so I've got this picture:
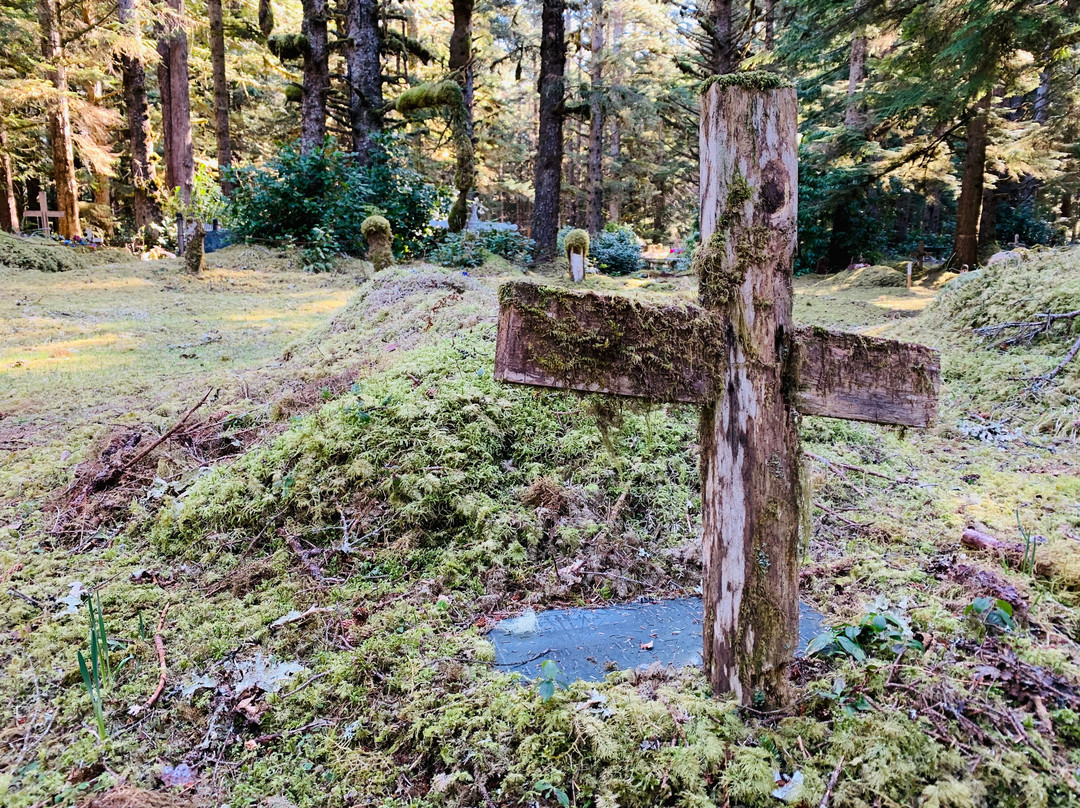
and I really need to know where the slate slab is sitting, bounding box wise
[488,597,826,682]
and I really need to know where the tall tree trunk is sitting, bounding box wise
[1034,60,1051,125]
[606,8,623,224]
[764,0,775,51]
[157,0,195,204]
[953,93,991,268]
[300,0,329,153]
[448,0,475,232]
[978,184,997,249]
[38,0,81,239]
[531,0,566,261]
[0,126,19,233]
[844,34,867,128]
[345,0,382,164]
[586,0,604,234]
[703,0,734,74]
[119,0,159,228]
[208,0,233,194]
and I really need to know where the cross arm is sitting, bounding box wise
[494,282,940,428]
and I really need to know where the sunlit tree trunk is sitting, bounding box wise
[300,0,329,154]
[0,126,19,233]
[345,0,382,164]
[208,0,233,194]
[157,0,195,204]
[38,0,81,238]
[844,34,867,128]
[953,93,991,268]
[118,0,159,229]
[531,0,566,261]
[586,0,604,234]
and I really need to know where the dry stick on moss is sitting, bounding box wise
[818,756,844,808]
[132,603,170,716]
[804,451,919,485]
[118,388,214,475]
[1032,333,1080,383]
[974,308,1080,347]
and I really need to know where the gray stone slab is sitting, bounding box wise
[488,597,825,682]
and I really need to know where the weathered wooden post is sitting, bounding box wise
[494,74,940,708]
[176,212,186,255]
[696,74,799,706]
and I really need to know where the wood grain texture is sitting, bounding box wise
[495,285,940,429]
[794,328,939,428]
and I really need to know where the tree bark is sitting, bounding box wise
[978,184,997,249]
[844,34,867,128]
[698,81,800,707]
[952,93,991,268]
[118,0,159,229]
[586,0,604,234]
[208,0,233,194]
[345,0,382,163]
[764,0,775,51]
[37,0,81,239]
[300,0,329,154]
[703,0,734,75]
[157,0,195,205]
[448,0,475,232]
[531,0,566,261]
[0,126,19,233]
[606,8,623,224]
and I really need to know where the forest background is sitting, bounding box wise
[1,0,1078,273]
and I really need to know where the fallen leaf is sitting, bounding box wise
[640,641,654,651]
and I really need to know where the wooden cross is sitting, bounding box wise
[495,79,941,708]
[28,190,65,236]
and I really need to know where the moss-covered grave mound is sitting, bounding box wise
[0,231,83,272]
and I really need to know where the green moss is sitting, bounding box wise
[360,215,391,240]
[268,32,307,61]
[0,232,82,272]
[362,215,394,272]
[694,172,755,310]
[396,80,475,231]
[701,70,792,95]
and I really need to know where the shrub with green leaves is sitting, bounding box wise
[479,229,533,264]
[428,231,487,268]
[806,611,923,661]
[590,225,643,276]
[226,135,439,258]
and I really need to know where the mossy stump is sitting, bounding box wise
[362,215,394,272]
[185,222,206,274]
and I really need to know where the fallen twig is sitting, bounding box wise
[130,603,170,716]
[1031,333,1080,384]
[818,756,844,808]
[805,452,918,485]
[119,388,214,474]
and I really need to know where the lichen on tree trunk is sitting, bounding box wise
[698,79,800,708]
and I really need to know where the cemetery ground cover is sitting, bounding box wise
[2,249,1080,807]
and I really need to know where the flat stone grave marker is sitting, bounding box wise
[495,75,941,708]
[488,598,826,682]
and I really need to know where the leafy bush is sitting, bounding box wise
[300,226,343,273]
[479,229,533,263]
[428,231,486,268]
[226,135,439,258]
[590,225,643,275]
[806,611,923,661]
